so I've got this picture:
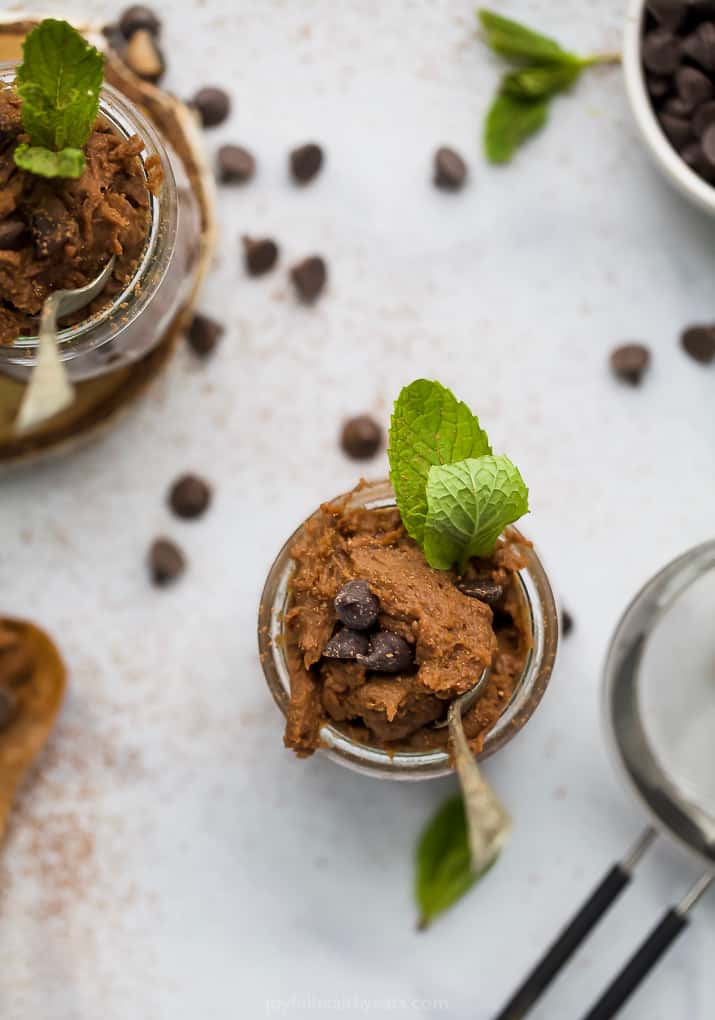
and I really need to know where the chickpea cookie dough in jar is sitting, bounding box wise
[259,381,558,780]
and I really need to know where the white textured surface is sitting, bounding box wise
[2,2,714,1018]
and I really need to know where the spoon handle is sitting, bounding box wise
[14,294,74,432]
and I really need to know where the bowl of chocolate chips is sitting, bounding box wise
[624,0,715,213]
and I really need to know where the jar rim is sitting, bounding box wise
[0,65,177,361]
[257,479,559,780]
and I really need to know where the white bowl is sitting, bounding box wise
[623,0,715,215]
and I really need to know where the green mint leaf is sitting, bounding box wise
[416,795,496,930]
[388,380,491,546]
[484,92,549,164]
[423,455,529,572]
[478,9,578,65]
[16,19,104,152]
[14,143,85,179]
[502,63,583,99]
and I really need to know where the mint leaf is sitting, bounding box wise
[502,63,583,99]
[423,455,529,572]
[388,380,491,545]
[14,143,85,179]
[484,92,549,164]
[416,795,496,930]
[478,9,577,65]
[16,19,104,152]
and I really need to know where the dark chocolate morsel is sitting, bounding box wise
[340,415,383,459]
[361,631,414,673]
[681,324,715,363]
[192,87,231,128]
[675,67,713,109]
[243,237,279,276]
[119,5,161,38]
[323,628,370,660]
[646,0,687,30]
[642,29,681,75]
[610,343,651,385]
[187,313,224,357]
[658,112,692,147]
[693,100,715,137]
[682,22,715,72]
[291,256,327,303]
[149,538,186,586]
[561,609,574,637]
[168,474,212,519]
[334,580,380,630]
[646,74,671,100]
[434,146,467,190]
[290,143,324,183]
[218,144,256,183]
[0,218,27,250]
[457,579,505,607]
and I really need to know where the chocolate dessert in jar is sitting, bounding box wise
[258,382,558,780]
[0,63,200,383]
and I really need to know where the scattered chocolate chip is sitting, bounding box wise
[663,95,694,118]
[192,87,231,128]
[434,146,467,190]
[0,688,18,732]
[457,579,505,607]
[218,144,255,183]
[693,99,715,136]
[168,474,212,519]
[658,112,692,147]
[242,236,278,276]
[340,415,383,460]
[123,28,165,82]
[702,121,715,163]
[646,73,672,100]
[610,343,651,385]
[642,29,681,74]
[187,312,224,357]
[31,200,73,258]
[323,627,370,660]
[647,0,687,30]
[290,143,323,183]
[0,218,27,250]
[119,4,160,38]
[361,631,414,674]
[291,256,327,303]
[676,67,714,109]
[682,21,715,71]
[149,538,186,586]
[334,580,380,630]
[681,324,715,362]
[561,608,574,637]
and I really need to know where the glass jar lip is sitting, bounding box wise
[0,64,177,357]
[257,479,559,780]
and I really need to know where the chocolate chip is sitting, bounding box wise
[290,143,323,183]
[681,324,715,362]
[361,631,413,674]
[218,144,255,183]
[291,256,327,303]
[682,22,715,71]
[434,146,467,190]
[561,608,574,637]
[334,580,380,631]
[242,236,278,276]
[642,29,681,74]
[192,87,231,128]
[0,218,26,250]
[168,474,212,519]
[676,67,714,109]
[646,74,672,100]
[693,99,715,136]
[457,579,505,607]
[680,141,715,179]
[610,343,651,385]
[658,112,692,147]
[702,121,715,163]
[323,627,370,660]
[340,416,383,460]
[647,0,687,29]
[187,312,224,357]
[663,95,695,118]
[123,28,165,82]
[0,688,18,732]
[31,201,73,258]
[119,5,160,38]
[149,538,186,586]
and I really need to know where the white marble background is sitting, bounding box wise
[2,1,714,1018]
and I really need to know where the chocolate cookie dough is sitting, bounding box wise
[284,488,531,757]
[0,84,161,345]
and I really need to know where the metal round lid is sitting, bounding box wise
[603,540,715,866]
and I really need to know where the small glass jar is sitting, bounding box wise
[258,479,559,781]
[0,67,201,383]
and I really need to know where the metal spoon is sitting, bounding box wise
[14,255,116,433]
[431,666,491,729]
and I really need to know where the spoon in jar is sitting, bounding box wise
[14,255,116,433]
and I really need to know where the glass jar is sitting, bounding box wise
[258,479,559,781]
[0,66,201,383]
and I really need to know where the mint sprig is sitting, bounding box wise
[388,380,529,571]
[415,794,497,930]
[14,19,104,180]
[478,8,620,165]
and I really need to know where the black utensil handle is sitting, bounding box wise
[581,908,688,1020]
[494,864,631,1020]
